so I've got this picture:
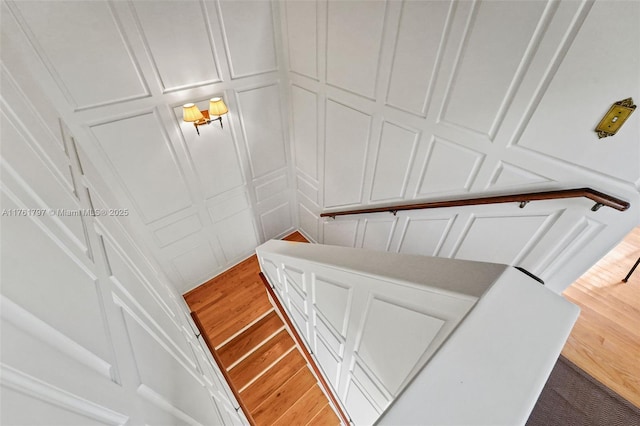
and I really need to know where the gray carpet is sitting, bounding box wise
[526,356,640,426]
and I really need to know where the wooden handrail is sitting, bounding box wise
[320,187,630,218]
[259,272,352,426]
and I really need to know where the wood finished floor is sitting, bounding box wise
[185,232,339,426]
[562,225,640,408]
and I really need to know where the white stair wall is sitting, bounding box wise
[257,239,578,425]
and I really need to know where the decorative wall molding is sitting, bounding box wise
[0,296,114,380]
[0,176,94,277]
[5,0,151,111]
[0,363,129,426]
[216,0,279,79]
[90,109,194,225]
[136,384,206,426]
[415,137,484,196]
[384,0,455,118]
[323,98,372,208]
[128,0,223,93]
[369,120,420,202]
[325,0,388,100]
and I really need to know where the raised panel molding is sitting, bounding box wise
[314,333,342,387]
[236,84,287,179]
[100,236,205,374]
[291,85,319,179]
[215,209,260,262]
[324,100,372,207]
[255,174,289,203]
[297,174,319,205]
[217,0,278,78]
[313,276,352,338]
[258,244,480,426]
[6,0,150,110]
[171,243,221,292]
[118,307,225,426]
[1,121,88,255]
[323,219,358,247]
[260,202,293,240]
[152,214,203,248]
[0,196,113,364]
[314,313,345,358]
[326,0,387,99]
[129,1,222,92]
[284,0,318,79]
[451,212,559,265]
[136,384,221,426]
[386,0,452,116]
[0,296,113,380]
[91,111,193,224]
[0,364,129,426]
[356,296,445,395]
[283,265,306,295]
[0,63,65,154]
[416,137,484,196]
[360,218,397,252]
[343,377,383,425]
[537,217,605,287]
[487,161,551,190]
[439,0,549,138]
[1,68,74,191]
[397,215,456,257]
[369,121,420,202]
[207,191,251,224]
[350,360,392,410]
[102,233,182,318]
[298,203,319,242]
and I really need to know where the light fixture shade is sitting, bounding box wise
[209,97,228,116]
[183,103,204,122]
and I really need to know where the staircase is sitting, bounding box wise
[185,233,340,425]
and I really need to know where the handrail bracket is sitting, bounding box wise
[319,188,630,219]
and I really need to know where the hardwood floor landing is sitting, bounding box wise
[562,226,640,408]
[185,232,340,425]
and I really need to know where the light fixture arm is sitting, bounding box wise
[183,97,228,136]
[193,110,224,135]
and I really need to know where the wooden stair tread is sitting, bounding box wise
[272,384,330,426]
[240,349,307,412]
[282,231,309,243]
[307,403,341,426]
[228,329,296,390]
[196,278,265,323]
[185,256,260,311]
[185,233,343,426]
[251,367,317,425]
[218,310,284,366]
[194,277,264,317]
[200,290,273,347]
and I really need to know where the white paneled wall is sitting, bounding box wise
[1,86,245,424]
[283,0,640,292]
[2,0,639,296]
[257,240,490,424]
[1,0,295,294]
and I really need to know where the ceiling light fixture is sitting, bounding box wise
[183,97,228,135]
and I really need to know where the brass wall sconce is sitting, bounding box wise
[183,97,228,135]
[595,97,636,139]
